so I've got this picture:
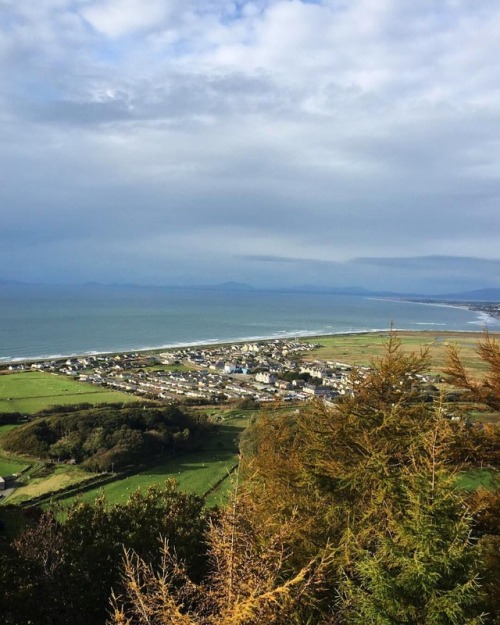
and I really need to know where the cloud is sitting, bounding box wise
[0,1,499,289]
[80,0,174,38]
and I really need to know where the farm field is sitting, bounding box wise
[205,471,238,507]
[0,371,137,413]
[0,453,29,476]
[301,331,498,373]
[1,411,249,508]
[6,464,97,505]
[57,413,249,507]
[59,449,238,507]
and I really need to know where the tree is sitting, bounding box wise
[1,481,208,625]
[445,332,500,411]
[240,333,490,621]
[241,334,448,555]
[110,485,329,625]
[339,429,486,625]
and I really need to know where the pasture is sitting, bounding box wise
[58,413,248,507]
[0,453,29,476]
[59,449,238,507]
[6,464,97,505]
[301,331,497,373]
[4,412,248,508]
[0,371,136,413]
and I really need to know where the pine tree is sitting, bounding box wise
[339,427,487,625]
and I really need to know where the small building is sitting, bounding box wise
[255,371,277,385]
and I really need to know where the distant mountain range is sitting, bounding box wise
[1,279,499,301]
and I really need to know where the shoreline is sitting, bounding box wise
[398,298,500,321]
[0,328,400,365]
[2,326,499,367]
[1,297,498,366]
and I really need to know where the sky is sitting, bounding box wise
[1,0,500,293]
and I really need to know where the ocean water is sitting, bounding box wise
[0,285,498,363]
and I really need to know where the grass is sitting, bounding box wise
[0,371,137,413]
[301,331,497,374]
[0,453,29,476]
[6,464,98,505]
[205,471,239,508]
[466,410,499,424]
[70,413,248,507]
[0,424,21,437]
[58,449,239,507]
[16,415,250,509]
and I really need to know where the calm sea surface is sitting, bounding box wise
[1,285,498,362]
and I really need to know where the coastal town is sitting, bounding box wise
[6,339,371,404]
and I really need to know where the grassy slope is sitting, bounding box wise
[0,424,29,475]
[0,371,136,413]
[12,413,250,508]
[59,450,238,507]
[65,413,249,506]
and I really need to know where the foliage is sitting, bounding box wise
[1,403,207,471]
[110,487,329,625]
[0,411,24,425]
[338,438,486,624]
[445,332,500,411]
[0,481,208,625]
[241,335,448,553]
[2,332,499,624]
[240,333,493,621]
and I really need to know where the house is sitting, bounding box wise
[255,371,277,385]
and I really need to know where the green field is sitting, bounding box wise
[0,411,248,508]
[0,371,137,413]
[59,449,238,507]
[0,453,30,476]
[205,470,239,507]
[302,331,497,373]
[0,424,20,437]
[6,464,98,505]
[57,414,248,507]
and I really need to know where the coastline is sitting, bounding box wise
[0,327,399,365]
[1,295,499,366]
[2,326,499,367]
[397,298,500,321]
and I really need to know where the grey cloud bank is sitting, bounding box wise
[1,0,499,293]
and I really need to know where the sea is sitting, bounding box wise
[1,284,498,363]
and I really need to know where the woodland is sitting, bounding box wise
[0,333,498,625]
[1,403,206,472]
